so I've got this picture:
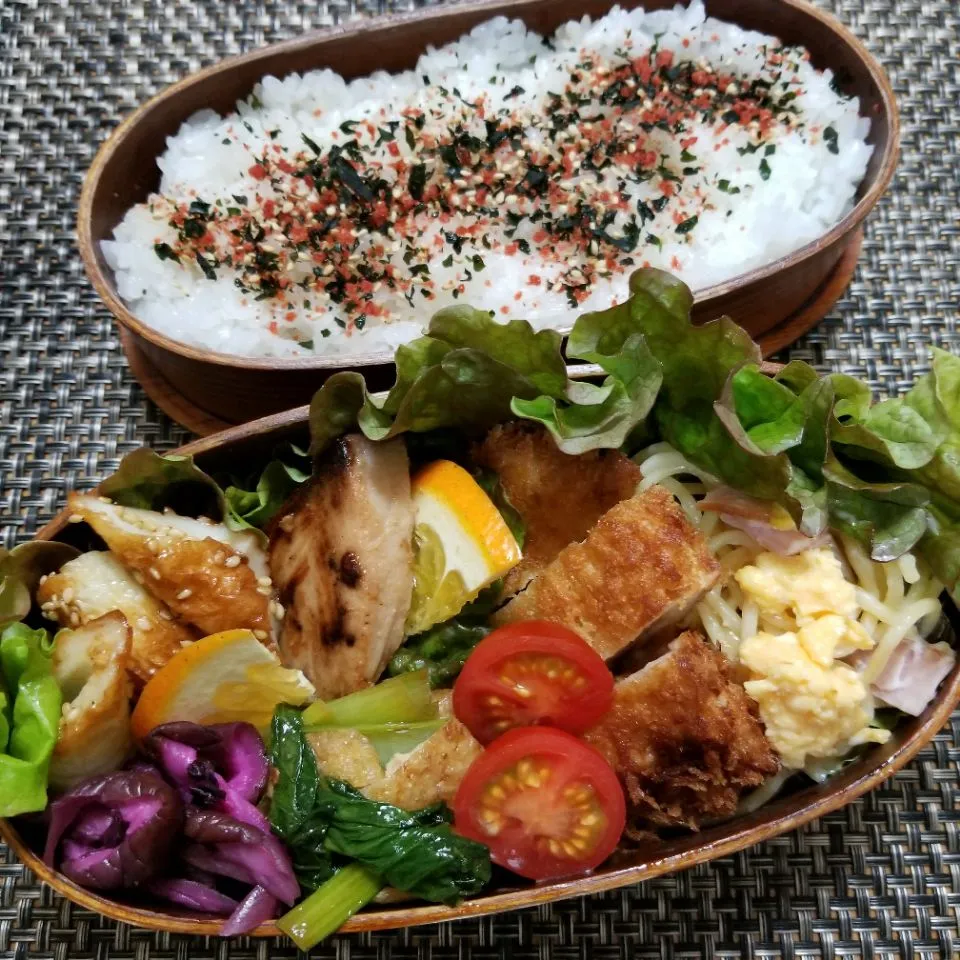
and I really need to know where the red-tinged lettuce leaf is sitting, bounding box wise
[99,449,228,517]
[919,505,960,604]
[0,541,80,630]
[512,332,662,454]
[823,454,931,562]
[833,397,939,469]
[96,448,299,536]
[605,281,827,523]
[310,296,663,456]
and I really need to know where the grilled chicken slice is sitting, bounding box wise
[308,694,481,810]
[473,423,642,594]
[68,494,272,641]
[37,551,194,683]
[50,612,134,791]
[268,435,414,699]
[584,630,779,832]
[495,485,719,659]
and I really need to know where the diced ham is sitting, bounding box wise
[701,487,828,556]
[870,635,956,716]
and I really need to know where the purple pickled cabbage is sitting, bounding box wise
[44,769,183,890]
[219,785,272,834]
[212,723,269,802]
[182,844,258,887]
[184,807,263,845]
[144,722,268,807]
[148,878,238,915]
[70,807,124,847]
[182,806,298,905]
[220,885,278,937]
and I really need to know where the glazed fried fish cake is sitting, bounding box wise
[495,485,719,659]
[584,630,779,831]
[38,551,194,683]
[308,694,481,810]
[473,422,642,594]
[67,494,272,640]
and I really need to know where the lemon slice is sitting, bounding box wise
[130,629,314,739]
[406,460,522,635]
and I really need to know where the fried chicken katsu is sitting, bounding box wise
[584,630,779,831]
[495,485,720,659]
[473,423,642,594]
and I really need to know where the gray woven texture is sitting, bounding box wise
[1,0,959,956]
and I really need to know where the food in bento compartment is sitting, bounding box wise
[267,434,415,699]
[494,485,720,658]
[103,1,873,358]
[38,551,194,683]
[583,629,778,830]
[49,612,134,791]
[8,267,960,944]
[67,495,272,639]
[473,423,642,594]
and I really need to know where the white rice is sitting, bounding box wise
[104,1,872,359]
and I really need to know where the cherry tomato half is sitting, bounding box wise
[453,726,626,881]
[452,621,614,744]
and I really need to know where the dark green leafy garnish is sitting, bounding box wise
[154,243,179,263]
[269,705,491,900]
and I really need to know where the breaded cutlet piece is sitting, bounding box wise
[584,630,779,831]
[494,485,719,660]
[473,423,642,594]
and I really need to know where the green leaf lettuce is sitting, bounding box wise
[0,623,61,816]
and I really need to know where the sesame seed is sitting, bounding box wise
[136,617,152,631]
[68,514,84,524]
[253,630,269,641]
[224,555,242,568]
[176,588,193,600]
[149,567,161,580]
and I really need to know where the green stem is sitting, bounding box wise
[302,669,435,728]
[352,719,446,764]
[276,865,382,950]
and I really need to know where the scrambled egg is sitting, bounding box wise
[736,548,858,623]
[735,548,890,770]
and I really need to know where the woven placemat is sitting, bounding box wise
[1,0,959,956]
